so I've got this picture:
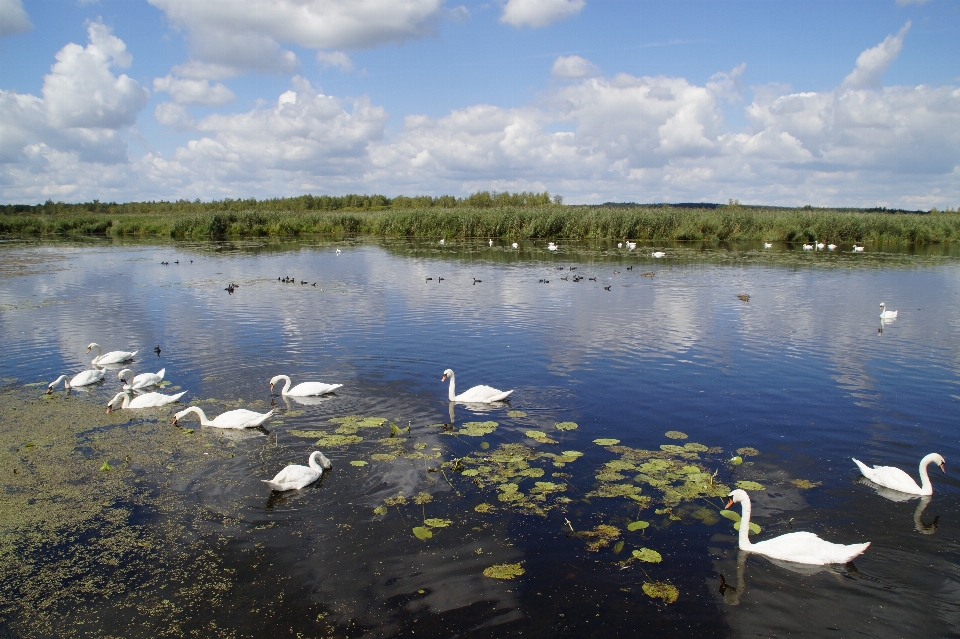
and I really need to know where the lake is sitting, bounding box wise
[1,237,958,638]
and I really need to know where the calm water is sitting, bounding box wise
[1,237,959,638]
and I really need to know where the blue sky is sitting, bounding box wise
[1,0,958,207]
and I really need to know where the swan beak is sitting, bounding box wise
[269,383,274,391]
[941,462,946,474]
[441,374,448,381]
[724,498,734,509]
[172,417,178,426]
[45,388,52,394]
[105,406,112,414]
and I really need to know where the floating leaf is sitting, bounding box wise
[627,521,650,532]
[642,581,678,604]
[593,438,620,446]
[561,450,584,458]
[554,421,578,431]
[475,503,495,513]
[720,509,740,522]
[525,430,557,444]
[734,520,762,534]
[182,428,194,434]
[483,563,524,580]
[462,469,479,476]
[424,518,452,528]
[373,505,387,516]
[350,460,368,466]
[736,481,765,491]
[665,431,688,440]
[736,447,760,457]
[507,410,527,418]
[412,526,433,540]
[586,483,641,498]
[99,461,112,472]
[457,421,498,437]
[370,453,397,461]
[791,479,822,489]
[480,441,490,449]
[632,548,662,563]
[683,442,708,452]
[613,541,624,554]
[412,492,434,505]
[729,456,743,466]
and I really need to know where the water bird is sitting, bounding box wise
[161,261,169,265]
[439,239,445,245]
[613,270,620,274]
[547,242,558,251]
[816,242,825,249]
[489,239,493,246]
[725,490,869,564]
[651,251,665,258]
[442,369,513,403]
[47,369,105,392]
[879,302,898,319]
[426,277,433,282]
[569,267,576,270]
[118,367,165,391]
[153,345,161,357]
[827,244,837,250]
[802,244,814,250]
[173,406,274,429]
[225,283,236,293]
[269,374,342,397]
[737,294,750,302]
[604,285,611,291]
[87,343,137,367]
[174,260,180,264]
[336,248,341,255]
[588,277,596,281]
[626,266,633,271]
[626,241,637,250]
[512,242,518,249]
[473,278,482,285]
[853,453,944,495]
[641,272,654,277]
[438,277,444,282]
[764,242,772,248]
[561,276,568,281]
[263,451,332,491]
[106,390,186,413]
[312,282,317,287]
[853,244,865,252]
[617,243,623,248]
[556,267,564,271]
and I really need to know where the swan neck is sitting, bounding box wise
[447,373,456,401]
[308,452,323,472]
[918,455,937,494]
[280,376,291,394]
[737,499,753,549]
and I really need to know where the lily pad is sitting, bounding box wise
[720,509,740,522]
[483,563,524,580]
[507,410,527,418]
[525,430,558,444]
[412,492,434,504]
[632,548,662,563]
[729,456,743,466]
[423,518,452,528]
[613,541,624,554]
[475,503,495,513]
[462,469,480,477]
[627,521,650,532]
[664,431,688,440]
[734,520,762,534]
[349,460,368,466]
[791,479,822,489]
[735,480,765,491]
[554,421,578,431]
[372,505,387,516]
[642,581,679,604]
[593,438,620,446]
[736,447,760,457]
[412,526,433,540]
[457,421,499,437]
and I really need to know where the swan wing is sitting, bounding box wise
[287,382,343,396]
[127,391,185,408]
[751,532,870,565]
[211,409,273,429]
[455,385,513,403]
[868,465,922,494]
[262,465,321,491]
[98,350,137,365]
[71,369,104,386]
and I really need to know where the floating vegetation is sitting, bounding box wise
[736,447,760,457]
[475,503,495,513]
[576,524,621,552]
[315,434,364,447]
[665,431,688,440]
[791,478,822,489]
[483,563,525,580]
[632,548,662,563]
[642,581,679,604]
[373,505,388,516]
[453,421,498,437]
[99,461,112,471]
[412,526,432,540]
[370,453,397,461]
[423,518,451,528]
[350,460,368,466]
[627,521,649,532]
[507,410,527,418]
[593,438,620,446]
[729,456,743,465]
[720,509,761,534]
[525,430,558,444]
[735,480,766,491]
[554,421,578,431]
[412,491,434,505]
[689,507,720,526]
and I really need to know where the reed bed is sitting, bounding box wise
[2,206,959,244]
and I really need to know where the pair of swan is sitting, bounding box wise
[269,374,341,397]
[106,390,187,413]
[119,368,165,390]
[726,490,870,565]
[263,451,332,491]
[173,406,274,429]
[442,369,512,403]
[853,453,944,495]
[87,343,137,367]
[47,369,104,392]
[879,302,898,319]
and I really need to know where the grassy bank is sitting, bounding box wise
[3,205,960,244]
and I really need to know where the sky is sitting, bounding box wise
[0,0,958,208]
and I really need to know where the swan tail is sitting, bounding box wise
[157,368,166,379]
[840,542,870,563]
[488,390,514,403]
[262,480,285,491]
[170,391,187,402]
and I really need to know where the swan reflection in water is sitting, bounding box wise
[273,393,336,410]
[857,478,940,535]
[718,551,865,606]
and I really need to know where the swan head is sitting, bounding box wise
[105,391,127,414]
[117,368,134,383]
[927,453,946,474]
[268,374,286,391]
[725,488,750,509]
[441,369,454,382]
[86,342,99,353]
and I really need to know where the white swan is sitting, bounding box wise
[853,244,865,252]
[802,244,814,250]
[827,244,837,250]
[47,369,104,392]
[725,489,870,565]
[879,302,898,319]
[816,242,825,249]
[547,242,558,251]
[764,242,772,248]
[173,405,274,429]
[489,239,493,247]
[263,451,332,491]
[439,239,445,245]
[106,390,186,413]
[512,242,519,249]
[442,369,513,403]
[617,242,623,248]
[626,241,637,250]
[118,367,165,390]
[852,453,944,496]
[87,343,137,366]
[651,251,665,258]
[269,374,342,397]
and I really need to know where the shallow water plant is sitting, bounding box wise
[483,563,524,580]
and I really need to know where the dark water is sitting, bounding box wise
[1,237,959,638]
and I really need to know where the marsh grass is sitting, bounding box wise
[3,205,960,244]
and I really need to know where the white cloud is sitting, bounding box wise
[153,75,235,105]
[842,21,910,90]
[316,51,355,73]
[0,0,32,37]
[551,55,599,79]
[707,63,746,102]
[149,0,444,79]
[501,0,585,28]
[153,101,195,129]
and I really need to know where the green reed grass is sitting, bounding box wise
[3,205,959,244]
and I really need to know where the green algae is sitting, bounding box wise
[735,480,766,491]
[664,431,688,440]
[506,410,527,418]
[642,581,679,604]
[791,478,822,489]
[554,421,578,431]
[454,421,498,437]
[593,438,620,446]
[736,447,760,457]
[483,563,524,580]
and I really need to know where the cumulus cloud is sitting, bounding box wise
[551,55,599,79]
[149,0,444,79]
[0,0,32,37]
[153,75,234,105]
[501,0,585,28]
[842,21,910,90]
[316,51,355,73]
[707,63,746,102]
